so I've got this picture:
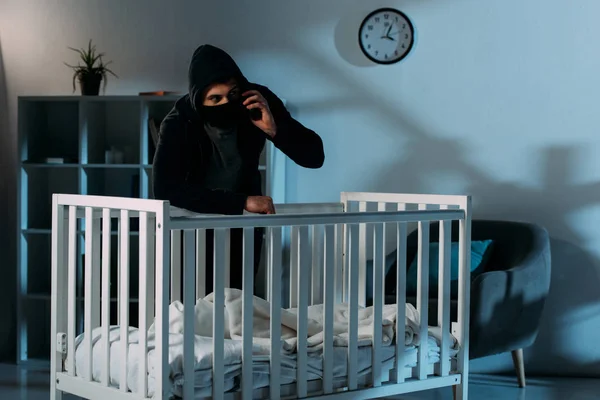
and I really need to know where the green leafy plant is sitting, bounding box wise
[64,39,118,93]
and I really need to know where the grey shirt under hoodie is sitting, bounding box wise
[202,123,243,192]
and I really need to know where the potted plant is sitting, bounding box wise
[64,39,118,95]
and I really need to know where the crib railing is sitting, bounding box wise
[51,192,471,400]
[341,192,472,399]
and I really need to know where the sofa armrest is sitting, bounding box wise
[469,239,551,359]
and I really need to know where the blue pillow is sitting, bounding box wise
[406,240,493,295]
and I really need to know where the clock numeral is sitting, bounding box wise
[405,33,409,39]
[375,17,380,23]
[402,44,405,49]
[403,24,406,29]
[384,14,389,19]
[368,25,374,31]
[385,54,388,59]
[375,50,379,56]
[396,16,399,22]
[395,50,398,55]
[365,34,369,38]
[368,44,371,49]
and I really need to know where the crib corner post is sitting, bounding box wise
[50,194,66,400]
[455,195,472,400]
[153,200,171,399]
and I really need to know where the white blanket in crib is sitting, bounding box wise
[68,288,457,397]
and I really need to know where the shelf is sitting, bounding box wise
[83,101,142,164]
[21,229,51,235]
[84,164,144,169]
[19,95,181,102]
[19,100,80,163]
[23,166,79,230]
[22,297,51,361]
[23,233,52,296]
[22,163,152,169]
[16,94,283,364]
[22,163,80,169]
[85,168,141,198]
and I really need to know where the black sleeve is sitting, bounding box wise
[152,111,248,215]
[264,90,325,169]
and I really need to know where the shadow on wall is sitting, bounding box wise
[260,25,600,377]
[0,34,16,362]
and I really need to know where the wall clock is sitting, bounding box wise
[359,8,415,65]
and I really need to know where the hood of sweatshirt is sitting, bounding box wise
[188,44,249,113]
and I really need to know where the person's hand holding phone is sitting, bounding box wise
[242,90,277,138]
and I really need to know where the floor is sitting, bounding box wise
[1,363,599,399]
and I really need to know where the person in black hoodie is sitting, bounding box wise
[153,44,325,293]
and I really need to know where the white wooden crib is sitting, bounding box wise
[50,191,472,400]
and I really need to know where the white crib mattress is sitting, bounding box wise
[65,289,459,398]
[66,326,457,399]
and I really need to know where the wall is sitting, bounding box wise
[0,25,16,362]
[1,0,600,376]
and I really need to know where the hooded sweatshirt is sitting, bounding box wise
[188,46,247,193]
[152,44,325,215]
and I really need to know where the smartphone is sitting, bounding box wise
[248,108,262,121]
[242,89,263,121]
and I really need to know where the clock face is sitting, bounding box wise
[359,8,415,64]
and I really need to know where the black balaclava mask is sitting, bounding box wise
[188,44,249,128]
[199,95,245,128]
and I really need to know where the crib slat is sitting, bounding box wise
[266,228,271,302]
[224,229,231,289]
[269,227,282,400]
[323,225,335,394]
[67,206,77,377]
[196,229,206,298]
[92,210,101,332]
[416,204,430,380]
[394,203,407,383]
[348,223,359,390]
[213,228,227,399]
[146,218,156,331]
[101,208,111,386]
[138,212,149,396]
[437,209,452,377]
[372,222,384,387]
[377,202,387,308]
[311,225,323,305]
[296,226,310,397]
[289,226,299,308]
[84,207,95,382]
[335,222,344,304]
[241,228,255,399]
[171,230,182,302]
[154,203,171,400]
[358,202,367,307]
[183,229,196,400]
[119,210,130,392]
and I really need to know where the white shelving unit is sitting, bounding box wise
[16,95,287,366]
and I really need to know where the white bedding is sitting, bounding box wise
[67,289,459,398]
